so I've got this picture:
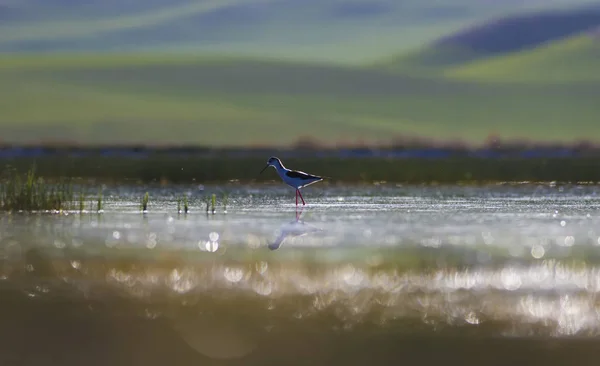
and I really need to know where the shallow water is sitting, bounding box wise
[2,183,600,365]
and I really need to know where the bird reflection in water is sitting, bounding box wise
[268,208,323,250]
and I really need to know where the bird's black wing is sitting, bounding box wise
[285,170,323,180]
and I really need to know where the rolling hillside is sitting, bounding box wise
[381,4,600,72]
[445,35,600,83]
[2,0,599,64]
[1,1,599,146]
[0,53,598,146]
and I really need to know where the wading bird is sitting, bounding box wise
[260,156,324,206]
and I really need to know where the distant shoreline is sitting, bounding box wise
[0,144,599,184]
[1,141,600,159]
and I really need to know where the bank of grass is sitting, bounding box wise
[1,155,599,184]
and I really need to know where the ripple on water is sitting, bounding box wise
[1,184,600,339]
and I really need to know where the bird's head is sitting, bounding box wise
[260,156,282,173]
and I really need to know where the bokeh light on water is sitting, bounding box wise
[1,183,600,363]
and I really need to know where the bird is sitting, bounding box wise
[259,156,324,206]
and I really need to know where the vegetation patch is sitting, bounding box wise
[0,166,77,212]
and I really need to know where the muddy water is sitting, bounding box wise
[1,183,600,365]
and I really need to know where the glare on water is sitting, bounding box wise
[2,183,600,362]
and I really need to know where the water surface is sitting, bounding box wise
[2,183,600,365]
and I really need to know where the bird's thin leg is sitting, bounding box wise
[298,189,306,205]
[295,189,298,206]
[296,206,304,220]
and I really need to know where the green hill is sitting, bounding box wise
[445,35,600,83]
[3,2,600,146]
[0,53,598,146]
[380,4,600,73]
[2,0,598,64]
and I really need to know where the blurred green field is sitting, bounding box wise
[446,35,600,83]
[4,0,592,63]
[1,50,598,146]
[2,1,599,146]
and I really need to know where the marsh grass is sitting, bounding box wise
[177,195,189,214]
[1,170,216,214]
[97,189,103,212]
[0,166,79,212]
[198,192,229,215]
[79,191,85,213]
[141,192,149,212]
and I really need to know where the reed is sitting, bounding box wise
[79,191,85,213]
[0,166,78,212]
[223,192,228,213]
[141,192,149,212]
[97,189,103,213]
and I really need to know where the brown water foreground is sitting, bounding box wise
[2,291,598,366]
[1,249,600,366]
[1,293,598,366]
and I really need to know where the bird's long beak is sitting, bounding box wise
[260,164,269,174]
